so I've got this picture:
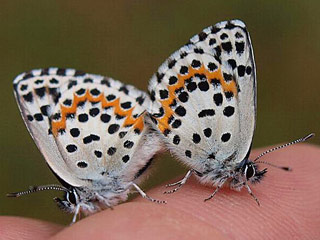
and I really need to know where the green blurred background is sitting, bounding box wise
[1,1,319,225]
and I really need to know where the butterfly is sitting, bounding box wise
[9,68,166,223]
[147,19,314,204]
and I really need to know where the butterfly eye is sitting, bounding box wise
[66,190,78,205]
[245,164,255,180]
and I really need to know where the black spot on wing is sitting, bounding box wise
[198,31,208,41]
[101,78,111,87]
[236,42,245,54]
[221,42,232,53]
[122,155,130,163]
[221,133,231,142]
[66,144,77,153]
[40,105,50,116]
[173,135,180,145]
[35,87,46,98]
[34,113,44,121]
[74,70,86,76]
[77,161,88,168]
[67,80,77,89]
[198,109,215,118]
[237,65,246,77]
[168,59,177,69]
[119,86,129,95]
[223,106,235,117]
[23,72,34,80]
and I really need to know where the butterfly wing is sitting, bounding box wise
[14,68,159,188]
[13,68,88,187]
[147,20,256,171]
[50,75,160,183]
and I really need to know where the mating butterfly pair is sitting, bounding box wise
[8,20,313,223]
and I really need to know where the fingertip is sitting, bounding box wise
[54,203,226,240]
[0,216,62,240]
[135,144,320,239]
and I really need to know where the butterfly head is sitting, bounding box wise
[54,188,80,213]
[234,133,315,188]
[237,159,267,184]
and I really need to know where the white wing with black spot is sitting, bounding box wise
[13,68,160,187]
[147,20,256,172]
[14,68,88,187]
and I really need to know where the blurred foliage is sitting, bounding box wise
[0,0,319,225]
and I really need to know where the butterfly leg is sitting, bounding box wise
[245,183,260,206]
[71,204,81,225]
[164,169,194,194]
[204,178,228,202]
[131,183,167,204]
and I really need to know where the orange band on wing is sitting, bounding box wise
[51,90,144,136]
[156,65,237,133]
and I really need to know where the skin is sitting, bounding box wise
[0,144,319,240]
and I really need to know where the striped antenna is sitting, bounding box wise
[253,133,315,170]
[7,184,69,198]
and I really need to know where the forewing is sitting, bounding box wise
[13,68,88,186]
[147,20,256,171]
[13,68,153,187]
